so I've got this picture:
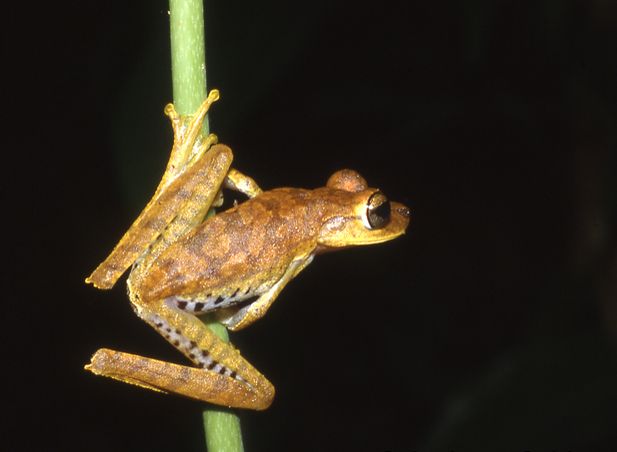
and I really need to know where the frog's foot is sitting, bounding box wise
[86,348,272,410]
[189,133,218,166]
[86,298,274,410]
[161,89,221,184]
[164,89,220,148]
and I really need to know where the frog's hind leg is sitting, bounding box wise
[86,90,224,290]
[85,298,274,410]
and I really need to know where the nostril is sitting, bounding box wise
[397,206,411,217]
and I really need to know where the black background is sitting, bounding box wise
[5,1,617,451]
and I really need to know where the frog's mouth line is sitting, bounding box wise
[315,228,407,253]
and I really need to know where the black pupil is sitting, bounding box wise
[368,198,391,229]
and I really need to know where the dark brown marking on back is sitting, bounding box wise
[176,188,191,199]
[143,217,166,231]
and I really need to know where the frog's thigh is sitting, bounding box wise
[162,89,221,181]
[218,255,314,331]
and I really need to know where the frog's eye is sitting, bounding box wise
[364,191,391,229]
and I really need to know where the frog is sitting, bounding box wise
[85,89,411,410]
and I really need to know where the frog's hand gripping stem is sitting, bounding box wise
[85,299,275,410]
[86,92,224,290]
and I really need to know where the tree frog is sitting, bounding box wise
[85,90,410,410]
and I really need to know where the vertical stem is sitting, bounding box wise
[202,323,246,452]
[169,0,208,117]
[168,1,244,451]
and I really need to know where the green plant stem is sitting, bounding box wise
[168,1,244,451]
[169,0,208,117]
[201,322,245,452]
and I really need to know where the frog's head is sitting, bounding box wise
[316,169,411,249]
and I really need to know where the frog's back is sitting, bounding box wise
[134,188,321,304]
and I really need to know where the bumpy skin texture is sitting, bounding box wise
[85,92,410,410]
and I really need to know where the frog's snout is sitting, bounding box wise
[389,201,411,234]
[396,205,411,218]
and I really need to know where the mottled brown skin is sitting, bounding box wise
[85,91,410,410]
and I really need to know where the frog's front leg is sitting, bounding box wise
[216,253,315,331]
[86,297,275,410]
[224,168,262,199]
